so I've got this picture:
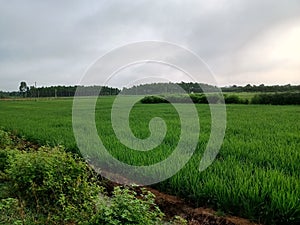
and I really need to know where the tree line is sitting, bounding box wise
[1,81,300,99]
[0,82,120,98]
[121,82,219,95]
[122,82,300,94]
[221,83,300,92]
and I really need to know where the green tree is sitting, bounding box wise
[19,81,29,98]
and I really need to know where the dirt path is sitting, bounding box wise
[148,187,259,225]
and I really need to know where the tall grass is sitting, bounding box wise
[0,97,299,224]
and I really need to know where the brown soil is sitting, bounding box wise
[148,187,260,225]
[9,133,39,151]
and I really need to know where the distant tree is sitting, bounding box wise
[19,81,29,98]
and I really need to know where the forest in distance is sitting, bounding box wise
[1,82,300,105]
[1,82,300,98]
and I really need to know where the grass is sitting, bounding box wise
[0,97,299,224]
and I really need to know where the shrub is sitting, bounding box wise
[140,95,168,104]
[224,95,248,104]
[141,94,228,104]
[251,93,300,105]
[166,95,190,103]
[90,186,164,225]
[206,94,222,104]
[0,129,182,224]
[0,129,12,149]
[0,198,23,225]
[189,94,208,103]
[0,149,9,172]
[224,95,240,104]
[141,94,210,104]
[5,146,100,224]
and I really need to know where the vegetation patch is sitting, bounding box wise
[0,129,184,225]
[141,92,300,105]
[140,94,248,104]
[0,98,299,224]
[251,92,300,105]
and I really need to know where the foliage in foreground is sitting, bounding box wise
[0,130,181,225]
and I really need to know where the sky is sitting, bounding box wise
[1,0,300,91]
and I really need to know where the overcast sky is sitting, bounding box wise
[1,0,300,91]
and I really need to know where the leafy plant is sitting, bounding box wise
[90,186,164,225]
[0,129,12,149]
[140,95,169,104]
[5,146,100,224]
[0,198,23,225]
[0,134,170,224]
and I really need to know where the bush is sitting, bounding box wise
[251,93,300,105]
[224,95,240,104]
[0,149,9,172]
[140,95,168,104]
[166,95,190,103]
[189,94,208,103]
[0,198,23,225]
[1,142,170,224]
[5,146,100,224]
[141,94,210,104]
[90,186,164,225]
[0,129,12,149]
[206,94,222,104]
[0,130,181,224]
[141,94,231,104]
[224,95,248,104]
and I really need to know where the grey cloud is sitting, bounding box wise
[0,0,300,91]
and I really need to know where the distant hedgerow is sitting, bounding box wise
[251,92,300,105]
[140,94,249,104]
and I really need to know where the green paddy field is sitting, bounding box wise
[0,97,299,224]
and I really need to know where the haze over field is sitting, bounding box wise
[1,0,300,91]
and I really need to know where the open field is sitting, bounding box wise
[0,97,299,224]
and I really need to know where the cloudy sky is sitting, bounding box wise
[1,0,300,91]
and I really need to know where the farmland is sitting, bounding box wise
[0,97,299,224]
